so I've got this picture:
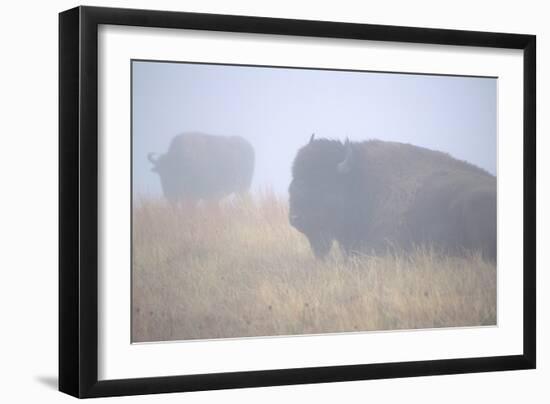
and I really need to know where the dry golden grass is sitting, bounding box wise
[132,193,496,342]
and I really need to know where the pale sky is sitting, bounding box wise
[132,60,496,197]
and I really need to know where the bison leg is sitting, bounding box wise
[307,234,333,258]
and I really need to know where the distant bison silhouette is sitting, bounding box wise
[148,132,255,203]
[289,135,496,260]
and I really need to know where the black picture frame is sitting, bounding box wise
[59,5,536,398]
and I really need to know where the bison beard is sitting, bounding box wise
[288,136,496,260]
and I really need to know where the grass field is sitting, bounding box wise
[132,193,496,342]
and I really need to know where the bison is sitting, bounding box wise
[148,132,255,203]
[289,134,496,260]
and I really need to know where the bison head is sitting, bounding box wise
[288,135,357,258]
[147,151,183,203]
[148,152,160,172]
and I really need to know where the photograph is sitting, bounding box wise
[56,4,538,399]
[131,60,497,343]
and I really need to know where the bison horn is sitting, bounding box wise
[147,152,159,165]
[337,139,353,174]
[309,133,315,144]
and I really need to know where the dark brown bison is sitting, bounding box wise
[289,135,496,260]
[148,132,255,203]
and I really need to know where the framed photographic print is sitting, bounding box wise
[59,6,536,398]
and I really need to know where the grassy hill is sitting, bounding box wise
[132,193,496,342]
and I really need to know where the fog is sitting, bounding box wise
[132,61,496,197]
